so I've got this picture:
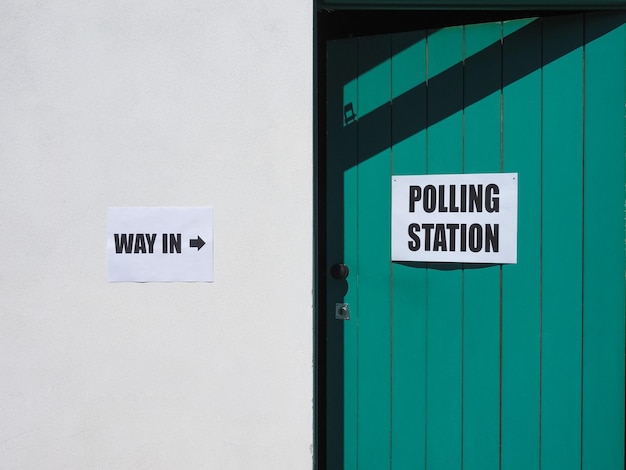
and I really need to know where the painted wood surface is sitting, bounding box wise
[425,25,464,470]
[390,30,428,470]
[462,21,502,470]
[501,16,542,470]
[325,12,625,469]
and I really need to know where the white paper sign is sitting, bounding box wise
[107,207,214,282]
[392,173,518,264]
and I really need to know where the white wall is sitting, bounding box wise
[0,1,313,468]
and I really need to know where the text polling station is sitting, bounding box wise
[392,173,518,264]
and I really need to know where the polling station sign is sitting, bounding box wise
[392,173,518,264]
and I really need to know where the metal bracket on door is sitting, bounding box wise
[335,303,350,320]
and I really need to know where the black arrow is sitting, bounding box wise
[189,236,205,251]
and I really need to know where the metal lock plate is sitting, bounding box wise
[335,303,350,320]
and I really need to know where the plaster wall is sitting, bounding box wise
[0,1,313,468]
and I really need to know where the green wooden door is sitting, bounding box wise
[323,12,625,470]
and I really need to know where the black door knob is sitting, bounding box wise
[330,263,349,280]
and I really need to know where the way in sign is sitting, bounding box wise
[114,233,206,254]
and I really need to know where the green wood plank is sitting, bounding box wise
[344,160,359,470]
[326,37,359,470]
[357,34,392,469]
[541,14,584,470]
[461,21,502,470]
[582,12,626,470]
[390,30,428,470]
[425,25,463,470]
[501,17,542,470]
